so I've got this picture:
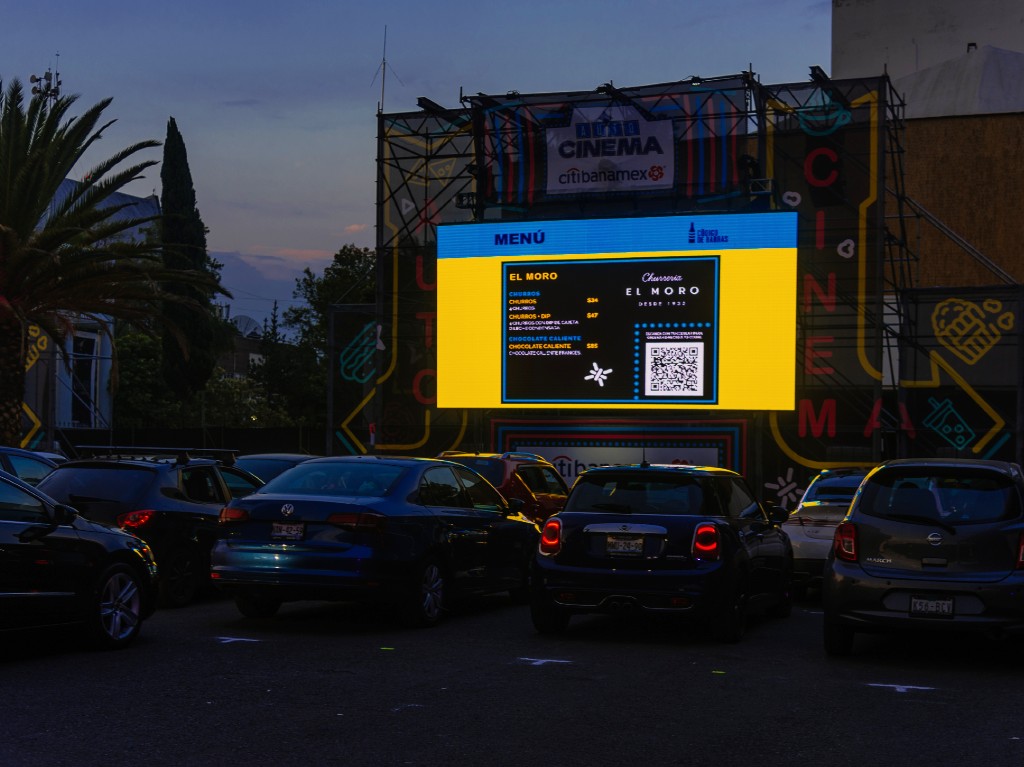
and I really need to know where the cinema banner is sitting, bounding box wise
[545,105,675,195]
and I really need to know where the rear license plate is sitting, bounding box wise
[271,522,305,541]
[606,534,643,556]
[910,595,954,618]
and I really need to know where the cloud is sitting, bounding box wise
[344,224,369,234]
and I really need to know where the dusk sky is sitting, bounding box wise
[3,0,831,323]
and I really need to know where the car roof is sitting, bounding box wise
[238,453,320,461]
[578,463,741,478]
[870,457,1022,477]
[437,451,554,464]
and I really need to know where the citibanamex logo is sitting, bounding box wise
[649,165,665,181]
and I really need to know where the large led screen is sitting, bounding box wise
[437,213,798,410]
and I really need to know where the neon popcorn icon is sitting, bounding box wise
[932,298,1015,365]
[923,397,975,451]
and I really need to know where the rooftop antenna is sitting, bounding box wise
[373,26,405,114]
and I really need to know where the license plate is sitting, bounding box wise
[606,534,643,555]
[910,595,954,618]
[271,522,305,541]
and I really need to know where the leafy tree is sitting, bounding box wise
[250,301,324,426]
[159,116,232,398]
[285,244,375,354]
[0,80,221,446]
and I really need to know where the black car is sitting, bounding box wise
[211,456,539,625]
[530,463,793,642]
[0,446,59,486]
[823,458,1024,656]
[0,470,158,649]
[36,447,263,607]
[234,453,319,483]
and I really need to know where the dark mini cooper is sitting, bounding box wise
[530,463,793,641]
[823,458,1024,656]
[211,456,539,625]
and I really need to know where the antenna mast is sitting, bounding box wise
[379,26,388,114]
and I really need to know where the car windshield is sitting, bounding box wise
[260,462,405,497]
[857,468,1021,525]
[803,474,866,503]
[566,475,706,515]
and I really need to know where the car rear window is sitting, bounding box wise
[566,475,706,515]
[857,468,1021,525]
[37,465,154,507]
[261,462,405,497]
[443,458,504,487]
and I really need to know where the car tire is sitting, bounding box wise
[508,557,533,605]
[709,585,748,643]
[823,619,855,657]
[530,595,570,634]
[402,559,446,627]
[86,564,145,650]
[235,592,282,619]
[768,574,794,619]
[159,547,203,608]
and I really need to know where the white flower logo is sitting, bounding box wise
[584,362,612,387]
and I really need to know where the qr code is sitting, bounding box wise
[645,343,704,396]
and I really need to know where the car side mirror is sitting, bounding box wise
[505,497,526,515]
[52,503,78,525]
[763,501,788,525]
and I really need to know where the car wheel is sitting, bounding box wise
[402,559,446,627]
[530,594,570,634]
[508,558,533,605]
[768,575,793,619]
[159,547,203,608]
[235,592,282,619]
[709,585,748,643]
[86,564,145,650]
[823,619,855,657]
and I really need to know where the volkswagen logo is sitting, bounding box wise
[620,524,629,531]
[281,503,295,517]
[927,532,943,546]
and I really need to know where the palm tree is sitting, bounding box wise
[0,79,223,446]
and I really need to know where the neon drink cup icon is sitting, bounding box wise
[923,397,975,451]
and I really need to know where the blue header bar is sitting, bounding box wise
[437,212,798,258]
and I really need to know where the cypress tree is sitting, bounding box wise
[159,117,228,398]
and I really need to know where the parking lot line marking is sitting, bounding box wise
[216,636,262,644]
[867,683,935,693]
[518,657,572,666]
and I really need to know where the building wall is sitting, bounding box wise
[832,0,1024,79]
[902,112,1024,287]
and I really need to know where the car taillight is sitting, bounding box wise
[833,522,858,562]
[327,512,386,532]
[117,509,157,530]
[692,523,720,561]
[219,507,249,523]
[539,518,562,555]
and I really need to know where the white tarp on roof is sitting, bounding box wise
[894,45,1024,119]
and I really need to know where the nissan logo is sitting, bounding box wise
[281,503,295,517]
[927,532,943,546]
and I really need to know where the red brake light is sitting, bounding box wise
[219,507,249,523]
[692,523,720,561]
[327,512,386,532]
[540,518,562,555]
[833,522,858,562]
[117,509,157,530]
